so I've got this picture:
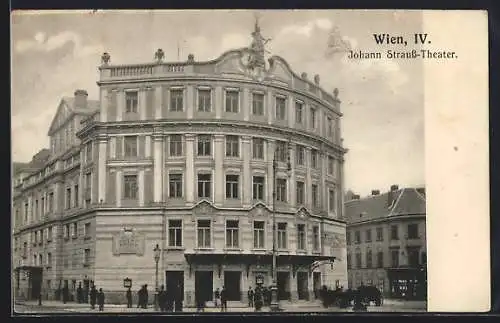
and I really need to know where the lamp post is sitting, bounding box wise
[270,140,292,312]
[153,244,160,311]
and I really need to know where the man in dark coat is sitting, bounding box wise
[126,287,132,308]
[254,286,263,312]
[143,284,149,309]
[220,286,228,312]
[137,286,143,308]
[97,288,105,312]
[62,283,69,304]
[248,286,254,308]
[76,282,83,303]
[90,285,97,309]
[158,285,167,311]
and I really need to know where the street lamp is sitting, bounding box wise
[153,244,161,311]
[270,139,292,312]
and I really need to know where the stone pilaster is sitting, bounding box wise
[242,88,250,122]
[290,273,298,302]
[155,86,162,119]
[266,139,275,207]
[242,136,252,207]
[145,135,151,158]
[186,85,194,119]
[153,134,164,203]
[305,147,312,209]
[97,135,107,204]
[100,87,108,122]
[185,134,196,205]
[287,95,294,128]
[215,86,222,119]
[115,170,122,207]
[139,88,147,120]
[267,89,273,125]
[289,143,296,210]
[116,89,124,122]
[214,134,225,206]
[321,152,327,212]
[138,168,145,206]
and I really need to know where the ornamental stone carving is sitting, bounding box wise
[155,48,165,62]
[112,228,145,256]
[101,52,111,65]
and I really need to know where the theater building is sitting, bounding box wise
[13,23,348,305]
[345,186,427,300]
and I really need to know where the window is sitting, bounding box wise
[328,157,334,175]
[84,249,91,265]
[72,223,78,238]
[295,101,303,124]
[296,145,305,166]
[346,231,351,245]
[376,227,384,241]
[65,224,70,239]
[169,135,183,156]
[329,189,335,212]
[197,220,211,248]
[391,225,399,240]
[169,174,183,198]
[407,224,419,239]
[225,175,239,199]
[408,248,420,267]
[124,175,138,199]
[197,174,211,199]
[327,117,333,137]
[355,231,361,244]
[124,136,138,157]
[23,242,27,258]
[74,185,79,207]
[275,97,286,120]
[252,138,264,159]
[225,220,239,248]
[297,224,306,250]
[35,199,39,218]
[276,178,287,202]
[197,135,211,156]
[391,249,399,267]
[253,221,265,249]
[198,89,212,112]
[252,176,265,200]
[170,89,184,112]
[277,223,287,249]
[355,251,362,268]
[313,226,320,251]
[311,150,318,168]
[310,107,316,128]
[125,91,138,113]
[377,251,384,268]
[225,135,239,157]
[365,229,372,242]
[41,197,45,216]
[66,188,71,209]
[39,254,43,267]
[47,226,53,242]
[312,184,318,208]
[225,90,239,113]
[48,192,54,213]
[168,220,183,247]
[347,253,352,269]
[252,93,264,115]
[84,173,92,203]
[24,203,28,222]
[296,181,305,205]
[366,250,373,268]
[47,252,52,267]
[275,141,287,162]
[84,223,91,238]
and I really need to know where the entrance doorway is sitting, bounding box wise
[165,271,184,301]
[297,272,309,300]
[277,271,290,300]
[223,271,241,301]
[195,271,213,303]
[27,267,43,300]
[313,272,321,299]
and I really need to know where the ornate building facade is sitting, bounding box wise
[345,186,427,300]
[13,24,348,305]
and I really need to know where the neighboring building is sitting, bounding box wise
[345,185,427,300]
[12,22,348,305]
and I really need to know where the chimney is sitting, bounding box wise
[387,185,399,207]
[371,190,380,196]
[74,89,88,109]
[390,184,399,191]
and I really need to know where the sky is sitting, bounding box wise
[11,10,424,196]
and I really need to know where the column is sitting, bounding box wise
[186,86,194,119]
[242,88,250,122]
[79,150,84,207]
[100,87,108,122]
[139,88,147,120]
[305,147,312,209]
[115,170,122,207]
[267,90,273,125]
[155,86,162,119]
[308,271,314,300]
[145,136,151,158]
[153,134,164,203]
[109,137,116,159]
[241,271,248,304]
[290,272,298,301]
[338,159,345,219]
[116,89,124,122]
[287,96,294,128]
[185,134,195,205]
[321,152,327,212]
[97,136,107,204]
[289,143,296,210]
[266,139,275,207]
[214,134,225,206]
[138,169,145,206]
[241,136,251,207]
[215,86,222,119]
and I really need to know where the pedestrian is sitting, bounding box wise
[77,282,83,303]
[158,285,166,311]
[97,288,105,312]
[220,286,227,312]
[90,285,97,309]
[62,283,69,304]
[143,284,149,309]
[248,286,254,308]
[214,288,220,308]
[254,286,263,312]
[137,286,143,308]
[126,287,132,308]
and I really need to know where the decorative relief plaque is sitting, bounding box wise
[112,228,146,256]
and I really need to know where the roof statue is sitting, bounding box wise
[241,15,272,81]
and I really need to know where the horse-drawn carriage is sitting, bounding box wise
[320,285,383,309]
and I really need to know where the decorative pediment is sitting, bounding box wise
[296,206,312,219]
[215,51,247,76]
[248,202,271,217]
[47,99,73,136]
[112,227,146,256]
[192,200,217,216]
[267,56,293,83]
